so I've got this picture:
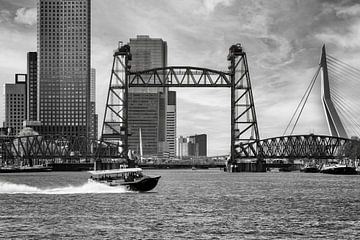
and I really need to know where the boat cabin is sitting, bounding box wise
[89,168,143,182]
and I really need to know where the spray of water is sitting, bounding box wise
[0,181,129,195]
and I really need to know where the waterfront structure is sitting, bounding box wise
[37,0,91,137]
[3,75,27,135]
[128,35,172,157]
[27,52,37,121]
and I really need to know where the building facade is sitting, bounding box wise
[3,75,27,135]
[90,68,98,139]
[176,134,207,158]
[166,91,176,157]
[27,52,37,121]
[176,136,188,159]
[189,134,207,157]
[128,35,170,157]
[37,0,91,137]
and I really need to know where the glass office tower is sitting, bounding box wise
[128,35,170,157]
[37,0,91,137]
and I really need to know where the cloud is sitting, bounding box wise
[335,3,360,17]
[202,0,234,13]
[14,7,36,25]
[315,20,360,48]
[0,9,11,23]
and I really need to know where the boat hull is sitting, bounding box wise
[121,176,161,192]
[320,166,357,175]
[301,167,320,173]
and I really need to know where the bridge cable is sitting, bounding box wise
[283,66,321,136]
[289,67,321,135]
[327,61,360,84]
[329,73,360,137]
[331,97,360,135]
[329,71,360,107]
[328,55,360,76]
[331,90,360,136]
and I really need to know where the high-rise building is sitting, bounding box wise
[128,35,169,157]
[90,68,98,139]
[176,134,207,158]
[3,75,27,135]
[176,136,188,159]
[190,134,207,157]
[27,52,37,121]
[166,91,176,157]
[37,0,91,137]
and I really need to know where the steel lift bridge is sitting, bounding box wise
[101,43,259,165]
[0,42,258,164]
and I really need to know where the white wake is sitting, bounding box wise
[0,181,129,195]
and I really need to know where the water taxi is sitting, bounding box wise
[88,168,161,192]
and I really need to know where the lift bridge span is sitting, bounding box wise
[1,43,359,163]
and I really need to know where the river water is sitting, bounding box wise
[0,169,359,239]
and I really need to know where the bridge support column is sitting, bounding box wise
[227,43,260,169]
[101,42,132,162]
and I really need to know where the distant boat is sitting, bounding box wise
[191,166,197,170]
[279,167,292,172]
[267,168,280,172]
[320,160,357,175]
[88,168,161,192]
[300,164,320,173]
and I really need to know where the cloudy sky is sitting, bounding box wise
[1,0,360,155]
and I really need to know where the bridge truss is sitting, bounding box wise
[0,135,121,163]
[237,134,359,159]
[101,43,260,163]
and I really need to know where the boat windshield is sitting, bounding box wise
[91,170,143,181]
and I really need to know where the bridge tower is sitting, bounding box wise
[320,45,348,138]
[227,44,260,162]
[101,42,132,160]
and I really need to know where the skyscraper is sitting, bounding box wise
[128,35,169,157]
[90,68,98,139]
[27,52,37,121]
[3,75,27,135]
[166,91,176,157]
[190,134,207,157]
[176,134,207,158]
[37,0,91,137]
